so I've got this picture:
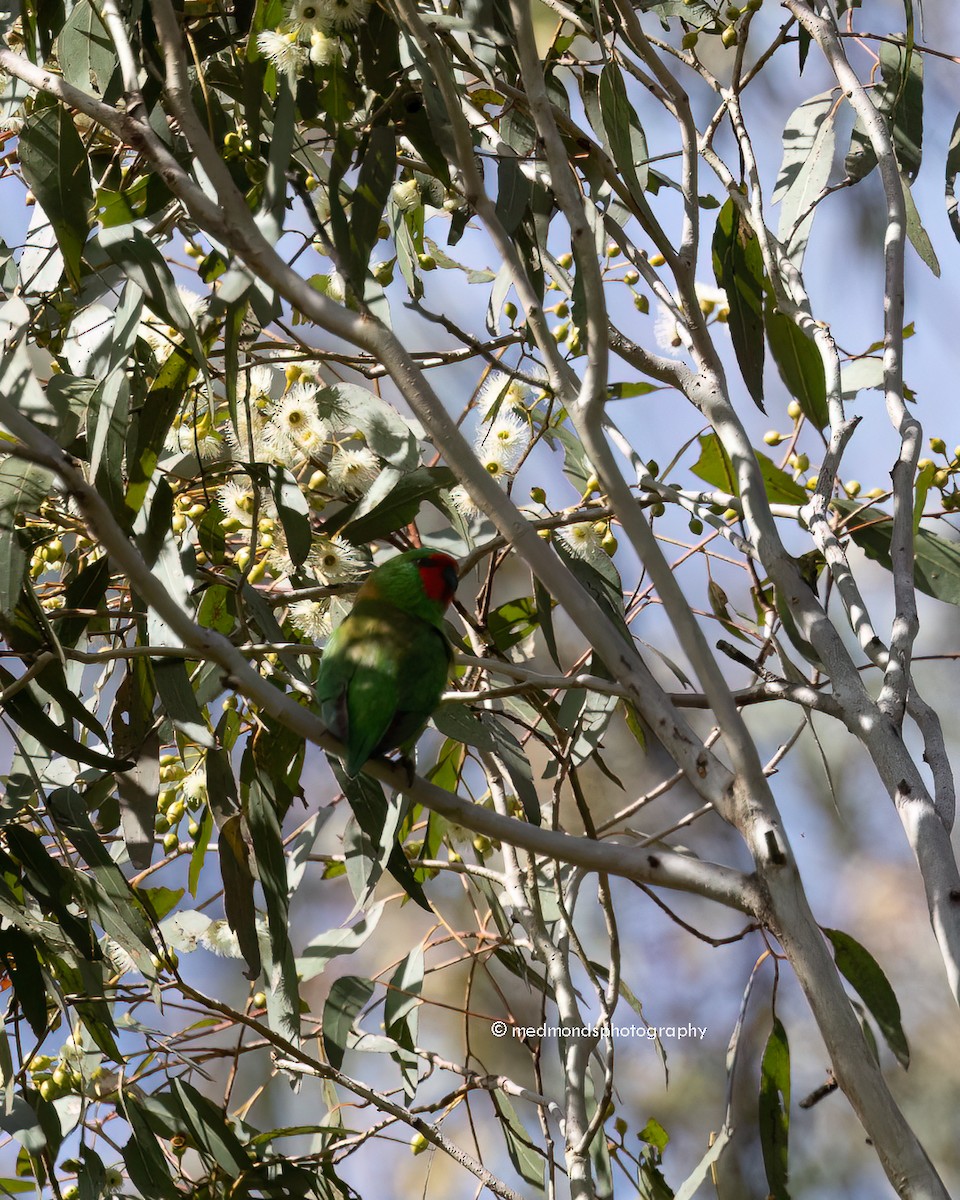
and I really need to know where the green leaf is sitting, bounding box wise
[338,466,456,544]
[264,463,312,568]
[127,341,197,515]
[187,805,213,898]
[0,458,51,620]
[121,1095,182,1200]
[712,199,766,410]
[840,356,885,401]
[99,224,211,398]
[140,886,184,921]
[323,384,420,470]
[758,1017,791,1200]
[87,366,130,528]
[773,91,836,265]
[946,110,960,244]
[385,946,423,1098]
[0,928,47,1036]
[845,37,923,184]
[823,928,909,1067]
[0,664,130,771]
[114,665,160,871]
[18,106,93,288]
[206,747,261,978]
[491,1091,544,1189]
[599,62,648,197]
[691,433,807,505]
[488,596,540,653]
[46,788,161,973]
[297,903,385,982]
[323,975,375,1071]
[607,380,662,400]
[152,658,211,749]
[0,1096,50,1155]
[836,498,960,607]
[496,156,531,236]
[331,761,430,910]
[673,1127,731,1200]
[348,126,396,286]
[197,584,236,636]
[900,170,939,276]
[171,1079,250,1176]
[246,776,301,1044]
[763,298,828,429]
[57,0,117,95]
[638,1118,670,1154]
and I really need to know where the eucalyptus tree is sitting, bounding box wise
[0,0,956,1197]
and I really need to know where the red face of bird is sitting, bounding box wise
[413,551,459,610]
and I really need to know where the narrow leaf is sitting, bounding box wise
[712,199,766,410]
[599,62,649,196]
[247,777,301,1044]
[823,927,909,1067]
[946,110,960,243]
[323,975,375,1071]
[759,1017,791,1200]
[773,91,836,264]
[18,106,92,287]
[764,298,828,428]
[900,170,939,276]
[836,498,960,608]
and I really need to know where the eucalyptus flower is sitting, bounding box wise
[327,445,381,496]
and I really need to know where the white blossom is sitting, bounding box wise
[257,29,307,73]
[309,28,339,64]
[327,445,380,496]
[481,411,530,464]
[241,365,277,404]
[314,0,369,28]
[288,598,333,640]
[267,383,328,460]
[309,536,364,584]
[217,478,256,527]
[288,0,322,35]
[447,484,484,518]
[202,920,243,958]
[392,179,421,213]
[477,372,531,419]
[560,521,604,563]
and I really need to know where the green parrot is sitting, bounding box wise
[316,547,459,778]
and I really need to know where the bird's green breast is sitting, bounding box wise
[317,598,452,775]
